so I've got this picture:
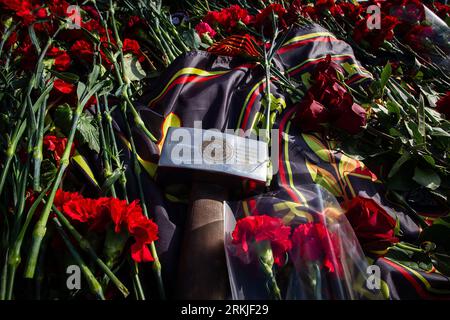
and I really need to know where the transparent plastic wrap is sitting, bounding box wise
[224,184,384,300]
[392,3,450,70]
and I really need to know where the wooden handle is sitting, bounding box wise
[177,182,229,299]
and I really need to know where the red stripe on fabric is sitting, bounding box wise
[277,37,342,55]
[149,64,255,108]
[277,107,302,204]
[289,55,350,77]
[149,74,222,108]
[346,73,366,85]
[241,82,266,129]
[381,258,450,300]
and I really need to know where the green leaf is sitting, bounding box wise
[431,127,450,137]
[181,29,201,49]
[53,104,100,153]
[123,53,147,81]
[53,104,73,132]
[431,252,450,277]
[76,112,100,153]
[48,70,79,83]
[388,152,411,178]
[422,155,435,166]
[405,121,423,145]
[413,166,441,190]
[380,62,392,90]
[101,167,125,194]
[386,100,400,117]
[41,159,57,186]
[88,65,100,90]
[385,244,432,272]
[417,95,426,141]
[77,82,87,101]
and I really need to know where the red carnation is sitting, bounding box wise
[43,134,74,165]
[63,198,106,224]
[0,0,47,26]
[70,39,94,63]
[403,24,434,52]
[122,38,145,62]
[434,3,450,20]
[353,15,399,50]
[53,78,75,95]
[204,5,253,32]
[232,215,292,266]
[127,204,159,263]
[254,4,288,33]
[127,15,146,29]
[291,222,343,275]
[123,38,140,54]
[225,5,253,26]
[56,191,159,263]
[54,189,84,211]
[47,47,71,71]
[82,5,101,20]
[343,196,399,252]
[195,22,217,38]
[436,91,450,119]
[48,0,71,18]
[334,2,363,22]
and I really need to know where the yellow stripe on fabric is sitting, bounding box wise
[384,257,450,295]
[72,154,99,187]
[120,136,158,179]
[287,54,353,74]
[284,120,308,205]
[148,67,230,106]
[282,32,337,46]
[237,79,264,128]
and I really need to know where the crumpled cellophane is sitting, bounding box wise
[224,184,384,300]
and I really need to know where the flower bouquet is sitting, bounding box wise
[225,185,384,300]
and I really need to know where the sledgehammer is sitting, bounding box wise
[158,127,269,299]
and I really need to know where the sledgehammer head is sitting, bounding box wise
[158,127,269,299]
[157,127,269,195]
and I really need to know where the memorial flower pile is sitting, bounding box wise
[0,0,449,300]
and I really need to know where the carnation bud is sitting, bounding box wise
[201,33,214,46]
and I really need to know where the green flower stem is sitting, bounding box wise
[0,25,60,197]
[0,22,17,58]
[257,242,281,300]
[52,217,105,300]
[104,103,129,201]
[108,3,157,143]
[263,46,272,142]
[148,25,176,63]
[5,127,32,299]
[6,186,49,299]
[0,100,28,198]
[107,0,165,299]
[32,94,49,192]
[395,242,423,253]
[312,264,323,300]
[95,94,117,197]
[25,102,85,279]
[0,251,8,300]
[34,227,50,300]
[131,261,146,300]
[52,205,129,297]
[90,8,129,200]
[119,104,166,300]
[122,91,158,142]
